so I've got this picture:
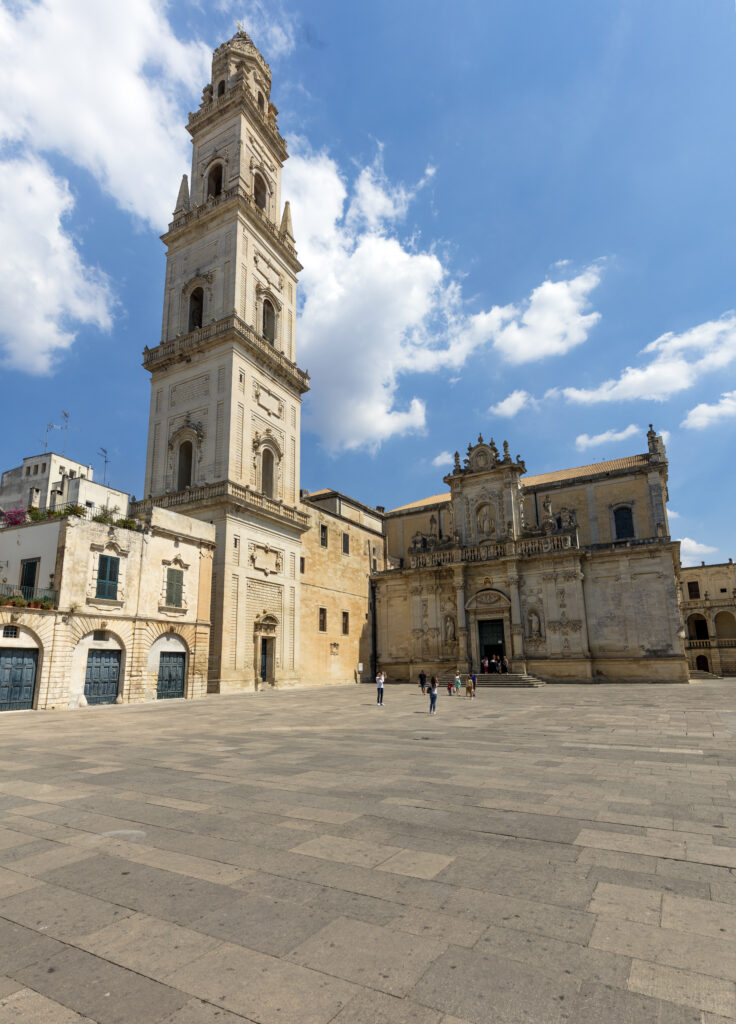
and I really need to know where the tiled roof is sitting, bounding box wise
[387,454,653,512]
[388,492,451,513]
[523,454,650,487]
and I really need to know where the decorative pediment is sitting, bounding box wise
[465,588,510,612]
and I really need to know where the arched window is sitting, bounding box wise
[715,611,736,638]
[217,80,225,97]
[687,614,709,641]
[257,91,265,112]
[262,448,275,498]
[262,299,275,343]
[188,288,203,332]
[177,441,193,491]
[614,506,634,540]
[254,173,267,211]
[207,164,223,198]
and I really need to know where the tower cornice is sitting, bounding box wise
[187,80,287,162]
[163,184,302,273]
[142,314,310,395]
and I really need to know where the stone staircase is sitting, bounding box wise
[689,669,723,681]
[438,672,546,689]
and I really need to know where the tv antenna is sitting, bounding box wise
[97,447,110,486]
[60,411,79,454]
[41,421,61,453]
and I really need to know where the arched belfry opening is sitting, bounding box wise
[188,288,203,332]
[217,80,225,97]
[257,91,265,112]
[254,173,267,211]
[207,164,223,198]
[262,299,275,344]
[177,441,193,491]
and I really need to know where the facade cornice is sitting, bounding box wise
[164,185,302,272]
[142,314,310,395]
[132,482,311,535]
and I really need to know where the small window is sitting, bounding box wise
[217,79,225,97]
[2,625,18,639]
[207,164,223,198]
[262,299,275,344]
[41,463,46,473]
[688,581,700,600]
[25,466,30,476]
[254,173,267,211]
[300,557,305,574]
[320,524,328,548]
[257,91,265,112]
[96,555,119,600]
[318,607,327,632]
[166,568,184,608]
[720,588,727,594]
[85,501,94,508]
[93,630,107,642]
[342,532,350,555]
[372,546,377,572]
[614,506,635,540]
[342,611,349,636]
[188,287,204,331]
[233,537,239,549]
[33,464,38,474]
[239,370,245,384]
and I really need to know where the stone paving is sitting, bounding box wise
[0,681,735,1023]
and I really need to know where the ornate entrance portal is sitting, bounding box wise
[478,619,505,661]
[254,612,278,686]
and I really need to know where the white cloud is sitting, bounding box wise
[490,389,535,418]
[0,0,209,230]
[491,266,602,365]
[678,537,717,567]
[563,314,736,405]
[286,143,604,451]
[668,509,680,519]
[220,0,297,58]
[682,390,736,429]
[574,423,640,451]
[0,155,113,373]
[432,451,453,467]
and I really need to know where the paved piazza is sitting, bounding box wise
[1,683,736,1023]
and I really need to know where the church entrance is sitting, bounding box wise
[259,637,274,683]
[478,619,505,662]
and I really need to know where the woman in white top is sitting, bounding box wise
[376,670,385,706]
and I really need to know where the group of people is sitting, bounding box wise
[376,656,509,714]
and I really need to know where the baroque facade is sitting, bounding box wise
[375,428,689,683]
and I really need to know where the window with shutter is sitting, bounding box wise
[166,568,184,607]
[96,555,119,600]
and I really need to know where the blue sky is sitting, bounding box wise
[0,0,734,565]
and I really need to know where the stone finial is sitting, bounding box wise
[280,200,294,241]
[647,423,666,459]
[174,174,190,215]
[503,440,510,460]
[478,433,484,444]
[453,451,461,472]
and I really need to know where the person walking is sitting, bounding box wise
[376,669,385,706]
[482,656,489,674]
[454,671,461,694]
[501,655,509,674]
[446,677,453,695]
[428,676,438,714]
[472,671,477,697]
[419,669,427,694]
[466,673,474,699]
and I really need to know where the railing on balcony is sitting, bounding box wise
[386,530,580,571]
[142,314,309,393]
[0,582,58,607]
[132,481,311,530]
[686,638,736,649]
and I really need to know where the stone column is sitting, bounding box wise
[453,567,470,670]
[508,572,526,672]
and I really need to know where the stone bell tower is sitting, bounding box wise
[139,30,310,691]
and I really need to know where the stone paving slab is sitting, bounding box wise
[0,681,734,1023]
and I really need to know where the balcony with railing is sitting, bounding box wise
[686,637,736,650]
[0,582,57,608]
[142,314,309,394]
[131,481,311,532]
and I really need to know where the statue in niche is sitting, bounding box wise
[528,610,541,637]
[543,495,553,517]
[477,504,494,537]
[445,615,456,642]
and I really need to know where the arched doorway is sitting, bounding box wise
[465,588,512,671]
[0,625,40,711]
[696,654,710,672]
[149,633,188,700]
[687,614,709,641]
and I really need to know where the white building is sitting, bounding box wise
[0,452,128,518]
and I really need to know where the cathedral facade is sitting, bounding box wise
[376,429,689,683]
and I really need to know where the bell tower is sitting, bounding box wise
[140,30,310,691]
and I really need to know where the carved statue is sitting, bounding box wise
[529,610,541,637]
[477,504,494,536]
[445,615,456,642]
[543,495,552,517]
